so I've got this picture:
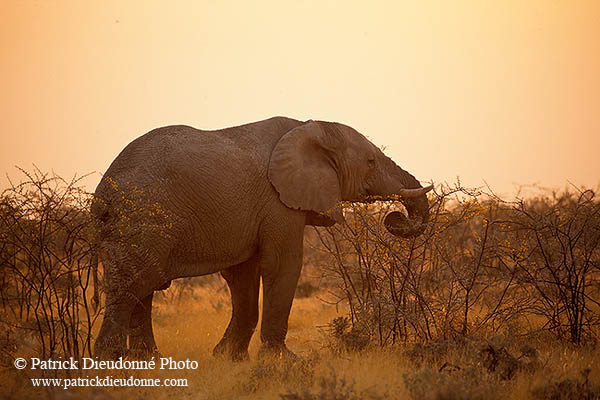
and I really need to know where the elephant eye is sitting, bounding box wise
[367,159,376,168]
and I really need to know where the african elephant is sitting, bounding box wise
[92,117,432,360]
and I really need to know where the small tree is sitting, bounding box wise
[0,168,101,363]
[507,189,600,344]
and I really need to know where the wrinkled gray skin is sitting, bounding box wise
[92,117,431,360]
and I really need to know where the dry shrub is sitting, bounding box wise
[531,368,600,400]
[400,337,536,379]
[243,356,316,394]
[401,338,545,399]
[403,365,506,400]
[295,281,320,299]
[311,182,600,346]
[322,316,370,354]
[153,274,227,305]
[0,168,101,364]
[280,364,383,400]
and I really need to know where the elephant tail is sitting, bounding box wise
[90,195,111,223]
[89,195,108,312]
[91,246,100,312]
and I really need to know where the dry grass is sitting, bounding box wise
[3,280,600,400]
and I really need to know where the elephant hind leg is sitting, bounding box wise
[213,256,260,361]
[94,247,160,360]
[128,292,157,357]
[94,290,138,360]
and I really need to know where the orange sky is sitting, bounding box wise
[1,1,599,197]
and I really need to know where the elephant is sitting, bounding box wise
[91,116,432,360]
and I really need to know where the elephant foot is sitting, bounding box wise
[257,343,299,362]
[212,339,250,362]
[128,329,158,360]
[94,335,128,360]
[128,345,161,360]
[94,347,124,361]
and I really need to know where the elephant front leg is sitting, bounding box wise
[258,243,303,359]
[213,257,260,361]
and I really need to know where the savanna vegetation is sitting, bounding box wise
[1,168,599,399]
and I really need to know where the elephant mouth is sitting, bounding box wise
[383,211,427,239]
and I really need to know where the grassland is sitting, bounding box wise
[1,172,598,399]
[3,278,599,400]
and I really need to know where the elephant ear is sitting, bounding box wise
[268,121,344,223]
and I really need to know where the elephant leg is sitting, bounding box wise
[94,288,138,359]
[128,292,157,357]
[258,227,304,359]
[94,248,156,360]
[213,256,260,361]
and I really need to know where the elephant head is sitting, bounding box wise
[268,120,432,238]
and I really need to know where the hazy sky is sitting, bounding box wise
[2,1,599,197]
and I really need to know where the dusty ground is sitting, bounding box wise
[3,281,600,399]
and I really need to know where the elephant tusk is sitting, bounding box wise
[397,184,433,198]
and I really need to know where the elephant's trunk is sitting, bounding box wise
[383,167,431,239]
